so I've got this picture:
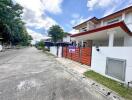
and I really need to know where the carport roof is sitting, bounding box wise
[71,21,132,37]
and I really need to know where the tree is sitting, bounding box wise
[36,40,45,50]
[0,0,31,45]
[48,25,65,42]
[28,35,33,40]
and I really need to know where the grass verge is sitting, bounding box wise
[84,70,132,100]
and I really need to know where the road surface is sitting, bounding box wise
[0,47,107,100]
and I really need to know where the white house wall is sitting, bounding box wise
[114,38,124,46]
[102,12,132,32]
[50,46,57,56]
[124,35,132,46]
[124,12,132,46]
[92,40,109,46]
[91,47,132,83]
[103,16,122,26]
[50,46,62,57]
[63,36,71,42]
[92,38,124,46]
[58,47,62,57]
[125,12,132,31]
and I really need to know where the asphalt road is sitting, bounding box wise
[0,47,107,100]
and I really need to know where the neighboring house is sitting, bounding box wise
[70,6,132,84]
[49,33,72,57]
[63,33,71,43]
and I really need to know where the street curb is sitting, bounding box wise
[46,52,124,100]
[58,62,125,100]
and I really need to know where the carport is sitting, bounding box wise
[70,21,132,83]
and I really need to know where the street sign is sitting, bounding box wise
[68,46,75,53]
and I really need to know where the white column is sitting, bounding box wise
[87,22,89,31]
[107,31,116,47]
[122,13,125,21]
[81,40,84,47]
[101,20,104,26]
[76,41,79,47]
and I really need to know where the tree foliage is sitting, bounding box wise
[48,25,65,42]
[0,0,32,45]
[36,40,45,50]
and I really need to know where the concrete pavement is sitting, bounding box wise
[56,57,90,74]
[0,47,107,100]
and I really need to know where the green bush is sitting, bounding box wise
[36,40,45,50]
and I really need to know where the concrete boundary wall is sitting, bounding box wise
[91,47,132,83]
[50,46,62,57]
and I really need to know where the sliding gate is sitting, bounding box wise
[62,47,92,66]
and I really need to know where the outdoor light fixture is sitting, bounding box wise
[96,45,100,52]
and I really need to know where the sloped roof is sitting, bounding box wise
[71,21,132,37]
[73,6,132,29]
[73,17,99,29]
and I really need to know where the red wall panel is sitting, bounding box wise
[62,47,92,66]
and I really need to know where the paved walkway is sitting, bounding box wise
[56,56,124,100]
[0,47,107,100]
[56,58,90,74]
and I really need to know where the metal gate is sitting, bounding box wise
[62,47,92,66]
[106,58,126,81]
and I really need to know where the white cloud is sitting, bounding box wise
[14,0,63,41]
[72,13,80,19]
[42,0,63,14]
[25,15,57,30]
[70,16,92,26]
[87,0,121,10]
[15,0,63,15]
[15,0,43,17]
[69,16,92,35]
[87,0,132,17]
[123,0,132,8]
[27,28,50,43]
[69,29,79,34]
[102,0,130,17]
[103,7,117,17]
[70,17,84,25]
[70,14,86,25]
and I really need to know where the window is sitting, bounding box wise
[80,27,87,32]
[106,58,126,81]
[107,19,119,24]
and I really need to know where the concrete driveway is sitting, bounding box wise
[0,47,107,100]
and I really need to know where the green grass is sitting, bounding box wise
[84,70,132,100]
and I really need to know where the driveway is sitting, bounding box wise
[0,47,107,100]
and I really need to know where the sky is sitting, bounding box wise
[13,0,132,42]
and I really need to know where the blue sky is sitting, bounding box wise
[14,0,132,41]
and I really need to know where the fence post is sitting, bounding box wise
[65,47,67,58]
[62,47,63,57]
[79,47,82,63]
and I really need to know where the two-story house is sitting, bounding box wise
[71,6,132,47]
[70,6,132,84]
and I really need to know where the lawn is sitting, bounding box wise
[84,70,132,100]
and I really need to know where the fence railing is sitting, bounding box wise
[62,47,92,66]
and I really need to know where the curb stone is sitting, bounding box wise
[60,64,125,100]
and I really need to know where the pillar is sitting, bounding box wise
[76,41,79,47]
[81,40,84,47]
[122,13,125,21]
[107,31,116,47]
